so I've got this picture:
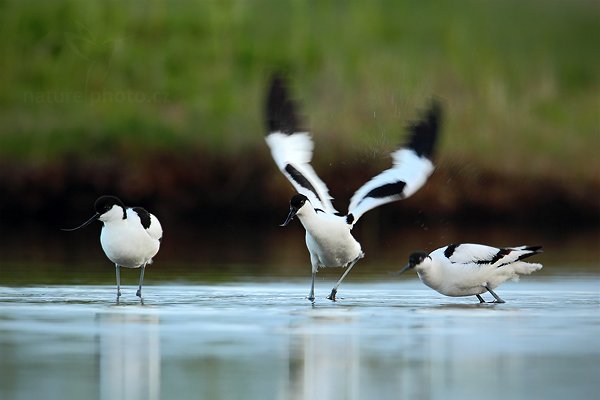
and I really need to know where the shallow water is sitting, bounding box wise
[1,277,599,400]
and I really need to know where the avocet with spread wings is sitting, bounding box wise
[265,75,441,301]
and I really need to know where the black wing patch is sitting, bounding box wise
[363,181,407,200]
[404,100,441,158]
[285,164,323,204]
[444,244,460,258]
[449,245,542,267]
[495,246,543,267]
[502,246,542,266]
[346,214,355,225]
[266,74,302,134]
[517,246,543,260]
[132,207,151,230]
[477,248,511,265]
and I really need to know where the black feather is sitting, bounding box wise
[444,244,460,258]
[516,246,543,261]
[132,207,151,230]
[266,74,302,134]
[285,164,323,204]
[346,214,355,225]
[363,181,407,200]
[404,100,441,158]
[488,248,512,264]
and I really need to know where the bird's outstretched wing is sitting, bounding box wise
[442,243,542,267]
[348,101,441,223]
[264,74,337,213]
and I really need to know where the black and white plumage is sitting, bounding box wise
[397,244,543,303]
[63,195,163,303]
[265,75,441,301]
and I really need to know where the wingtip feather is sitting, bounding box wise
[404,99,442,159]
[265,73,302,135]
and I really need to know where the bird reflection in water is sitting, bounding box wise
[95,312,160,400]
[288,311,361,400]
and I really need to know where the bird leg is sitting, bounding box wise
[476,294,486,303]
[327,288,338,302]
[136,263,146,301]
[307,271,316,302]
[327,253,364,301]
[115,264,121,303]
[485,286,505,303]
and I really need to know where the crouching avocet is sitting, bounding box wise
[265,74,441,301]
[396,244,543,303]
[63,195,163,303]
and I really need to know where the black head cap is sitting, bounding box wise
[290,193,308,209]
[280,194,309,227]
[394,250,429,275]
[94,195,126,219]
[408,251,429,267]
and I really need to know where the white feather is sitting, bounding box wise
[411,244,543,300]
[348,149,434,222]
[444,244,539,267]
[265,132,337,213]
[146,214,163,242]
[442,244,499,264]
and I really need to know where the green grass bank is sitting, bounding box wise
[0,0,598,226]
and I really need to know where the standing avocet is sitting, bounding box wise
[396,244,543,303]
[63,195,162,303]
[265,75,441,301]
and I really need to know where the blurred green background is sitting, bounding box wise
[0,0,598,280]
[1,0,598,170]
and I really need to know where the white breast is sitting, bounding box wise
[100,220,160,268]
[303,214,361,268]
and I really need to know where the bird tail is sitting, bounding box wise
[500,246,543,281]
[510,261,542,281]
[511,262,543,276]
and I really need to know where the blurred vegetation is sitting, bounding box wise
[0,0,598,184]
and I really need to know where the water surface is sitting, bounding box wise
[1,277,599,400]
